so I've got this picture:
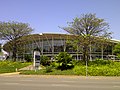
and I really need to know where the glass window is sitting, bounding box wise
[54,40,64,52]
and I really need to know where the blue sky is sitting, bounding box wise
[0,0,120,39]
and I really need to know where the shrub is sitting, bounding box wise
[73,61,120,76]
[45,66,53,73]
[73,66,86,75]
[51,61,59,69]
[88,65,120,76]
[55,52,73,70]
[72,60,85,66]
[88,59,112,66]
[24,54,32,62]
[40,56,51,66]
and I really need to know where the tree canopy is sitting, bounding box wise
[0,21,33,41]
[0,21,33,61]
[62,13,112,61]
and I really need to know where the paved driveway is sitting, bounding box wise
[0,75,120,90]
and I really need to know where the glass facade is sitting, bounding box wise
[54,39,64,52]
[43,40,52,52]
[14,33,115,60]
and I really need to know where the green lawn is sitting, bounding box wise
[20,69,76,75]
[0,61,31,73]
[1,60,120,76]
[20,60,120,76]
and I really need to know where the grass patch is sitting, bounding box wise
[20,69,76,75]
[0,61,31,73]
[20,60,120,76]
[73,60,120,76]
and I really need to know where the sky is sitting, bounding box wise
[0,0,120,40]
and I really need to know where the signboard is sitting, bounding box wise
[33,51,40,68]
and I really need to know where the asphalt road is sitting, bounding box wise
[0,75,120,90]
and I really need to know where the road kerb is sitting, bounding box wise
[0,72,20,76]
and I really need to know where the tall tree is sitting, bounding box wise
[62,13,112,62]
[0,21,33,61]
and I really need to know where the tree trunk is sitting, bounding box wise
[12,41,17,61]
[83,45,88,63]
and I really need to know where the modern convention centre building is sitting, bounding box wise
[3,33,120,60]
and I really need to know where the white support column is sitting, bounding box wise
[64,39,66,52]
[52,36,54,55]
[41,38,43,55]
